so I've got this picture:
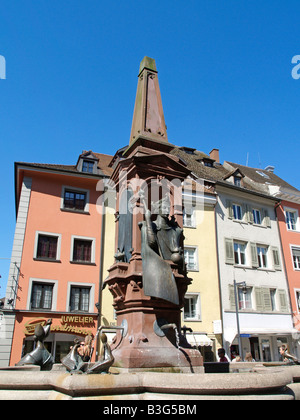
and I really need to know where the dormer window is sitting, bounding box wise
[82,160,94,173]
[76,151,99,174]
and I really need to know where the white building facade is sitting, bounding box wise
[215,182,296,362]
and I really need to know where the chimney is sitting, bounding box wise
[209,148,220,163]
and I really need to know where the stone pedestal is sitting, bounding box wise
[105,260,203,372]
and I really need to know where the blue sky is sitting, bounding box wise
[0,0,300,294]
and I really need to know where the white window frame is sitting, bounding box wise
[27,278,59,311]
[61,185,90,213]
[183,293,201,321]
[252,208,262,225]
[257,245,269,269]
[232,203,243,221]
[238,286,252,310]
[291,245,300,270]
[66,282,95,313]
[70,235,96,264]
[33,231,62,261]
[284,207,299,232]
[234,241,247,266]
[183,206,196,228]
[295,289,300,313]
[184,246,199,271]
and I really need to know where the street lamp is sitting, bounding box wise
[233,279,247,361]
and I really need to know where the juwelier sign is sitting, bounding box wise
[24,316,95,337]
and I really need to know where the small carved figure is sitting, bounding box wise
[16,319,54,371]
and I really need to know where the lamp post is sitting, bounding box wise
[233,279,247,361]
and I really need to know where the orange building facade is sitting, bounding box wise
[2,151,114,366]
[276,197,300,334]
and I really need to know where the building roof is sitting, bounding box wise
[16,152,114,178]
[225,161,299,192]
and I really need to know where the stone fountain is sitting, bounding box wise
[104,56,203,373]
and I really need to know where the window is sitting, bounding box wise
[238,287,252,310]
[257,246,268,268]
[184,294,201,320]
[292,247,300,270]
[183,206,195,228]
[253,209,262,225]
[70,286,90,312]
[63,190,87,211]
[36,234,58,260]
[296,291,300,312]
[234,176,242,187]
[31,282,53,310]
[270,289,277,311]
[184,247,198,271]
[233,204,242,221]
[72,239,93,263]
[234,242,246,265]
[82,160,94,173]
[286,210,297,231]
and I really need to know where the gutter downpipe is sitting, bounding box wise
[96,185,107,361]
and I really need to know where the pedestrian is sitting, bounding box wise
[244,352,255,362]
[218,348,229,362]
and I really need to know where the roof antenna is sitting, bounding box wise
[258,152,262,168]
[246,152,249,167]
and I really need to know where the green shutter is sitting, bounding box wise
[278,290,289,312]
[248,206,254,224]
[226,200,233,219]
[263,210,271,228]
[229,285,236,310]
[272,247,281,270]
[255,288,264,312]
[225,238,234,264]
[262,288,272,312]
[250,242,259,268]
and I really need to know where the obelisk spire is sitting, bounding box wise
[129,57,168,146]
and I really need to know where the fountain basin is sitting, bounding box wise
[0,364,299,400]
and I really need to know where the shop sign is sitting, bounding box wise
[24,316,95,337]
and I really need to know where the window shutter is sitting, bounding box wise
[229,285,236,310]
[226,200,233,219]
[225,238,234,264]
[250,242,259,268]
[255,288,264,311]
[271,247,281,270]
[262,288,272,311]
[278,290,289,312]
[263,210,271,228]
[242,204,248,222]
[248,206,254,224]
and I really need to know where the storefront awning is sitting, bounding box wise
[224,327,299,345]
[186,333,213,347]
